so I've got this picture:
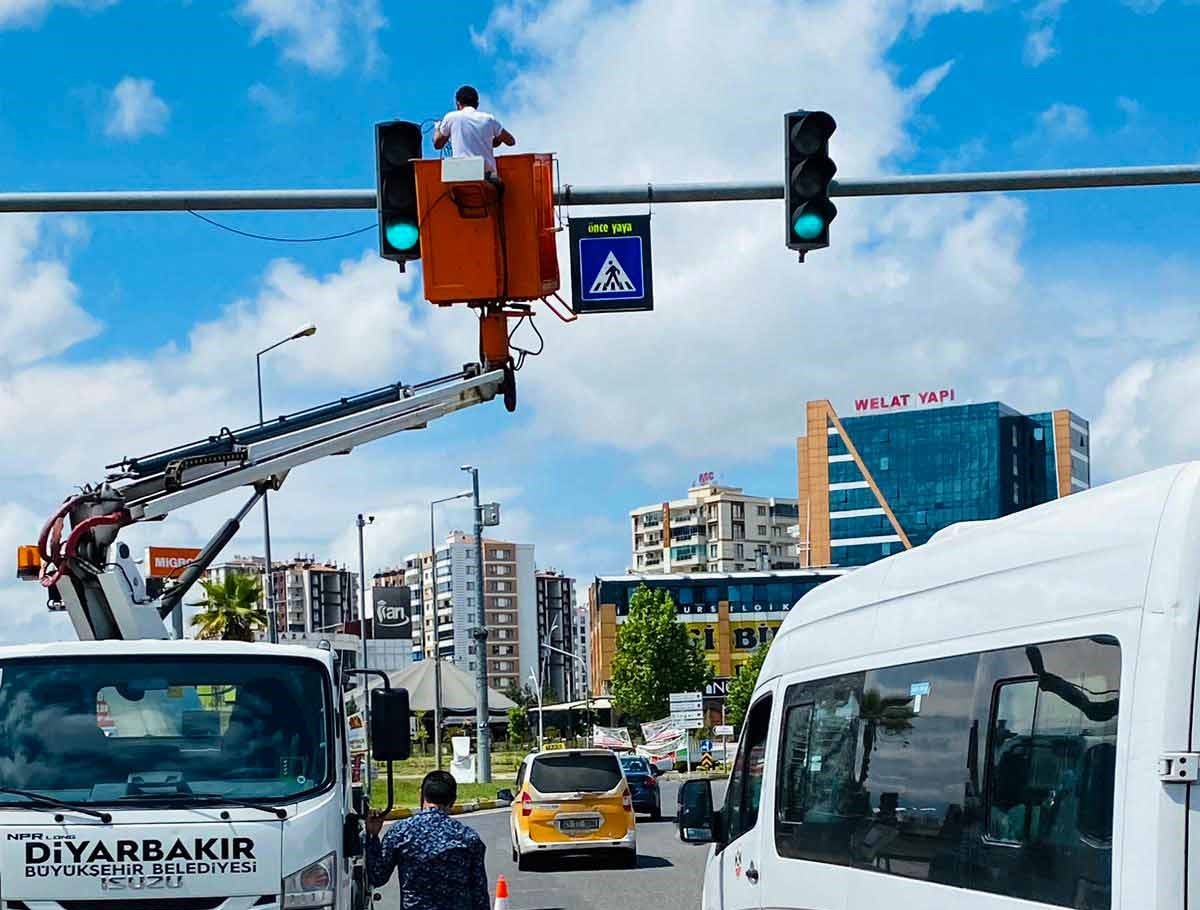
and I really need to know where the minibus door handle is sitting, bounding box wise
[746,862,759,884]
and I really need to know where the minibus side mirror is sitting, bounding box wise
[496,788,515,804]
[370,688,412,761]
[678,779,717,843]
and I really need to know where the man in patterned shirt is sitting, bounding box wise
[366,770,490,910]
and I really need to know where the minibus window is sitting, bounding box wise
[725,695,773,843]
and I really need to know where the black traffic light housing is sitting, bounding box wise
[375,120,423,269]
[785,110,837,260]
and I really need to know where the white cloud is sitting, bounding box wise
[104,77,170,140]
[1024,0,1066,66]
[468,0,1041,458]
[0,215,99,370]
[247,82,295,123]
[0,0,113,29]
[1038,101,1090,140]
[907,59,956,105]
[238,0,385,74]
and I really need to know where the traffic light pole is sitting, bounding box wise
[3,163,1200,212]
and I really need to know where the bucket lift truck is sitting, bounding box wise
[0,361,506,910]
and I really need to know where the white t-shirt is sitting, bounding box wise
[437,107,504,174]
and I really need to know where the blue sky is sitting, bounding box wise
[0,0,1198,642]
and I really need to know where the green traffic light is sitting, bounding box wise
[384,219,419,251]
[793,212,826,240]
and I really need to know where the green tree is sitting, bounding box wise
[610,585,713,722]
[503,682,537,709]
[725,639,771,729]
[507,705,529,744]
[413,710,429,754]
[190,574,267,642]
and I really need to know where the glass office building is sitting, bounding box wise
[798,399,1090,568]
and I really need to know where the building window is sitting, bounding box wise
[1013,482,1020,505]
[497,597,510,607]
[733,522,745,540]
[736,543,745,559]
[1033,426,1044,442]
[466,581,474,590]
[879,456,889,471]
[757,525,768,536]
[1012,425,1018,447]
[498,613,511,624]
[732,504,744,519]
[756,505,767,516]
[496,629,510,640]
[881,542,892,556]
[709,544,718,558]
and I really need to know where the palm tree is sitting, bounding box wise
[190,574,267,642]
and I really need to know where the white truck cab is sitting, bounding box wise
[0,639,408,910]
[679,461,1200,910]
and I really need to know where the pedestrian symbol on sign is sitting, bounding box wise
[589,251,636,294]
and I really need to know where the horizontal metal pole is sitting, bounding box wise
[0,164,1197,213]
[0,189,377,213]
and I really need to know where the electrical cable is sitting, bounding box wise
[186,211,377,244]
[508,314,545,371]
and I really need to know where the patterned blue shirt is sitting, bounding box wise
[366,808,489,910]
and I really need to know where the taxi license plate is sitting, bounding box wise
[559,817,600,832]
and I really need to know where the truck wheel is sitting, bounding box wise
[621,849,638,869]
[517,850,534,871]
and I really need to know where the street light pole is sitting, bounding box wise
[529,667,544,752]
[256,322,317,644]
[542,641,592,747]
[461,465,491,784]
[357,513,374,794]
[430,491,472,772]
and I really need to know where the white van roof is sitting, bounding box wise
[761,462,1200,682]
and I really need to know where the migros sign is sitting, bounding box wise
[145,547,202,579]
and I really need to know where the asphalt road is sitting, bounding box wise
[376,780,723,910]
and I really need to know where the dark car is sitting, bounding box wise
[619,754,661,820]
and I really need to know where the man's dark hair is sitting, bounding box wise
[421,770,457,808]
[455,85,480,108]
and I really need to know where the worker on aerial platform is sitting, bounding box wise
[432,85,516,179]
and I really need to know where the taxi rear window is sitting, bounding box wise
[530,753,622,794]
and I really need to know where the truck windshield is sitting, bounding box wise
[0,654,331,805]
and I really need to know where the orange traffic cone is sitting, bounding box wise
[494,874,510,910]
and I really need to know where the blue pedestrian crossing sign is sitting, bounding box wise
[568,215,654,313]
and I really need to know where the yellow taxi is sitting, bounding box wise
[508,748,636,870]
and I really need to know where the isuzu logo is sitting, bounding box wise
[101,874,183,891]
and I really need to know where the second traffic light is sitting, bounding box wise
[375,120,423,268]
[785,110,837,259]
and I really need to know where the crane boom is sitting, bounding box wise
[27,363,508,642]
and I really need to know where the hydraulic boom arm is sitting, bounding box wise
[27,363,508,642]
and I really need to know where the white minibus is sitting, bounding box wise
[679,462,1200,910]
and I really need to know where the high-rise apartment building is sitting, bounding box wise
[265,557,360,635]
[535,570,576,702]
[571,604,590,701]
[797,397,1090,568]
[386,533,536,692]
[630,482,800,574]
